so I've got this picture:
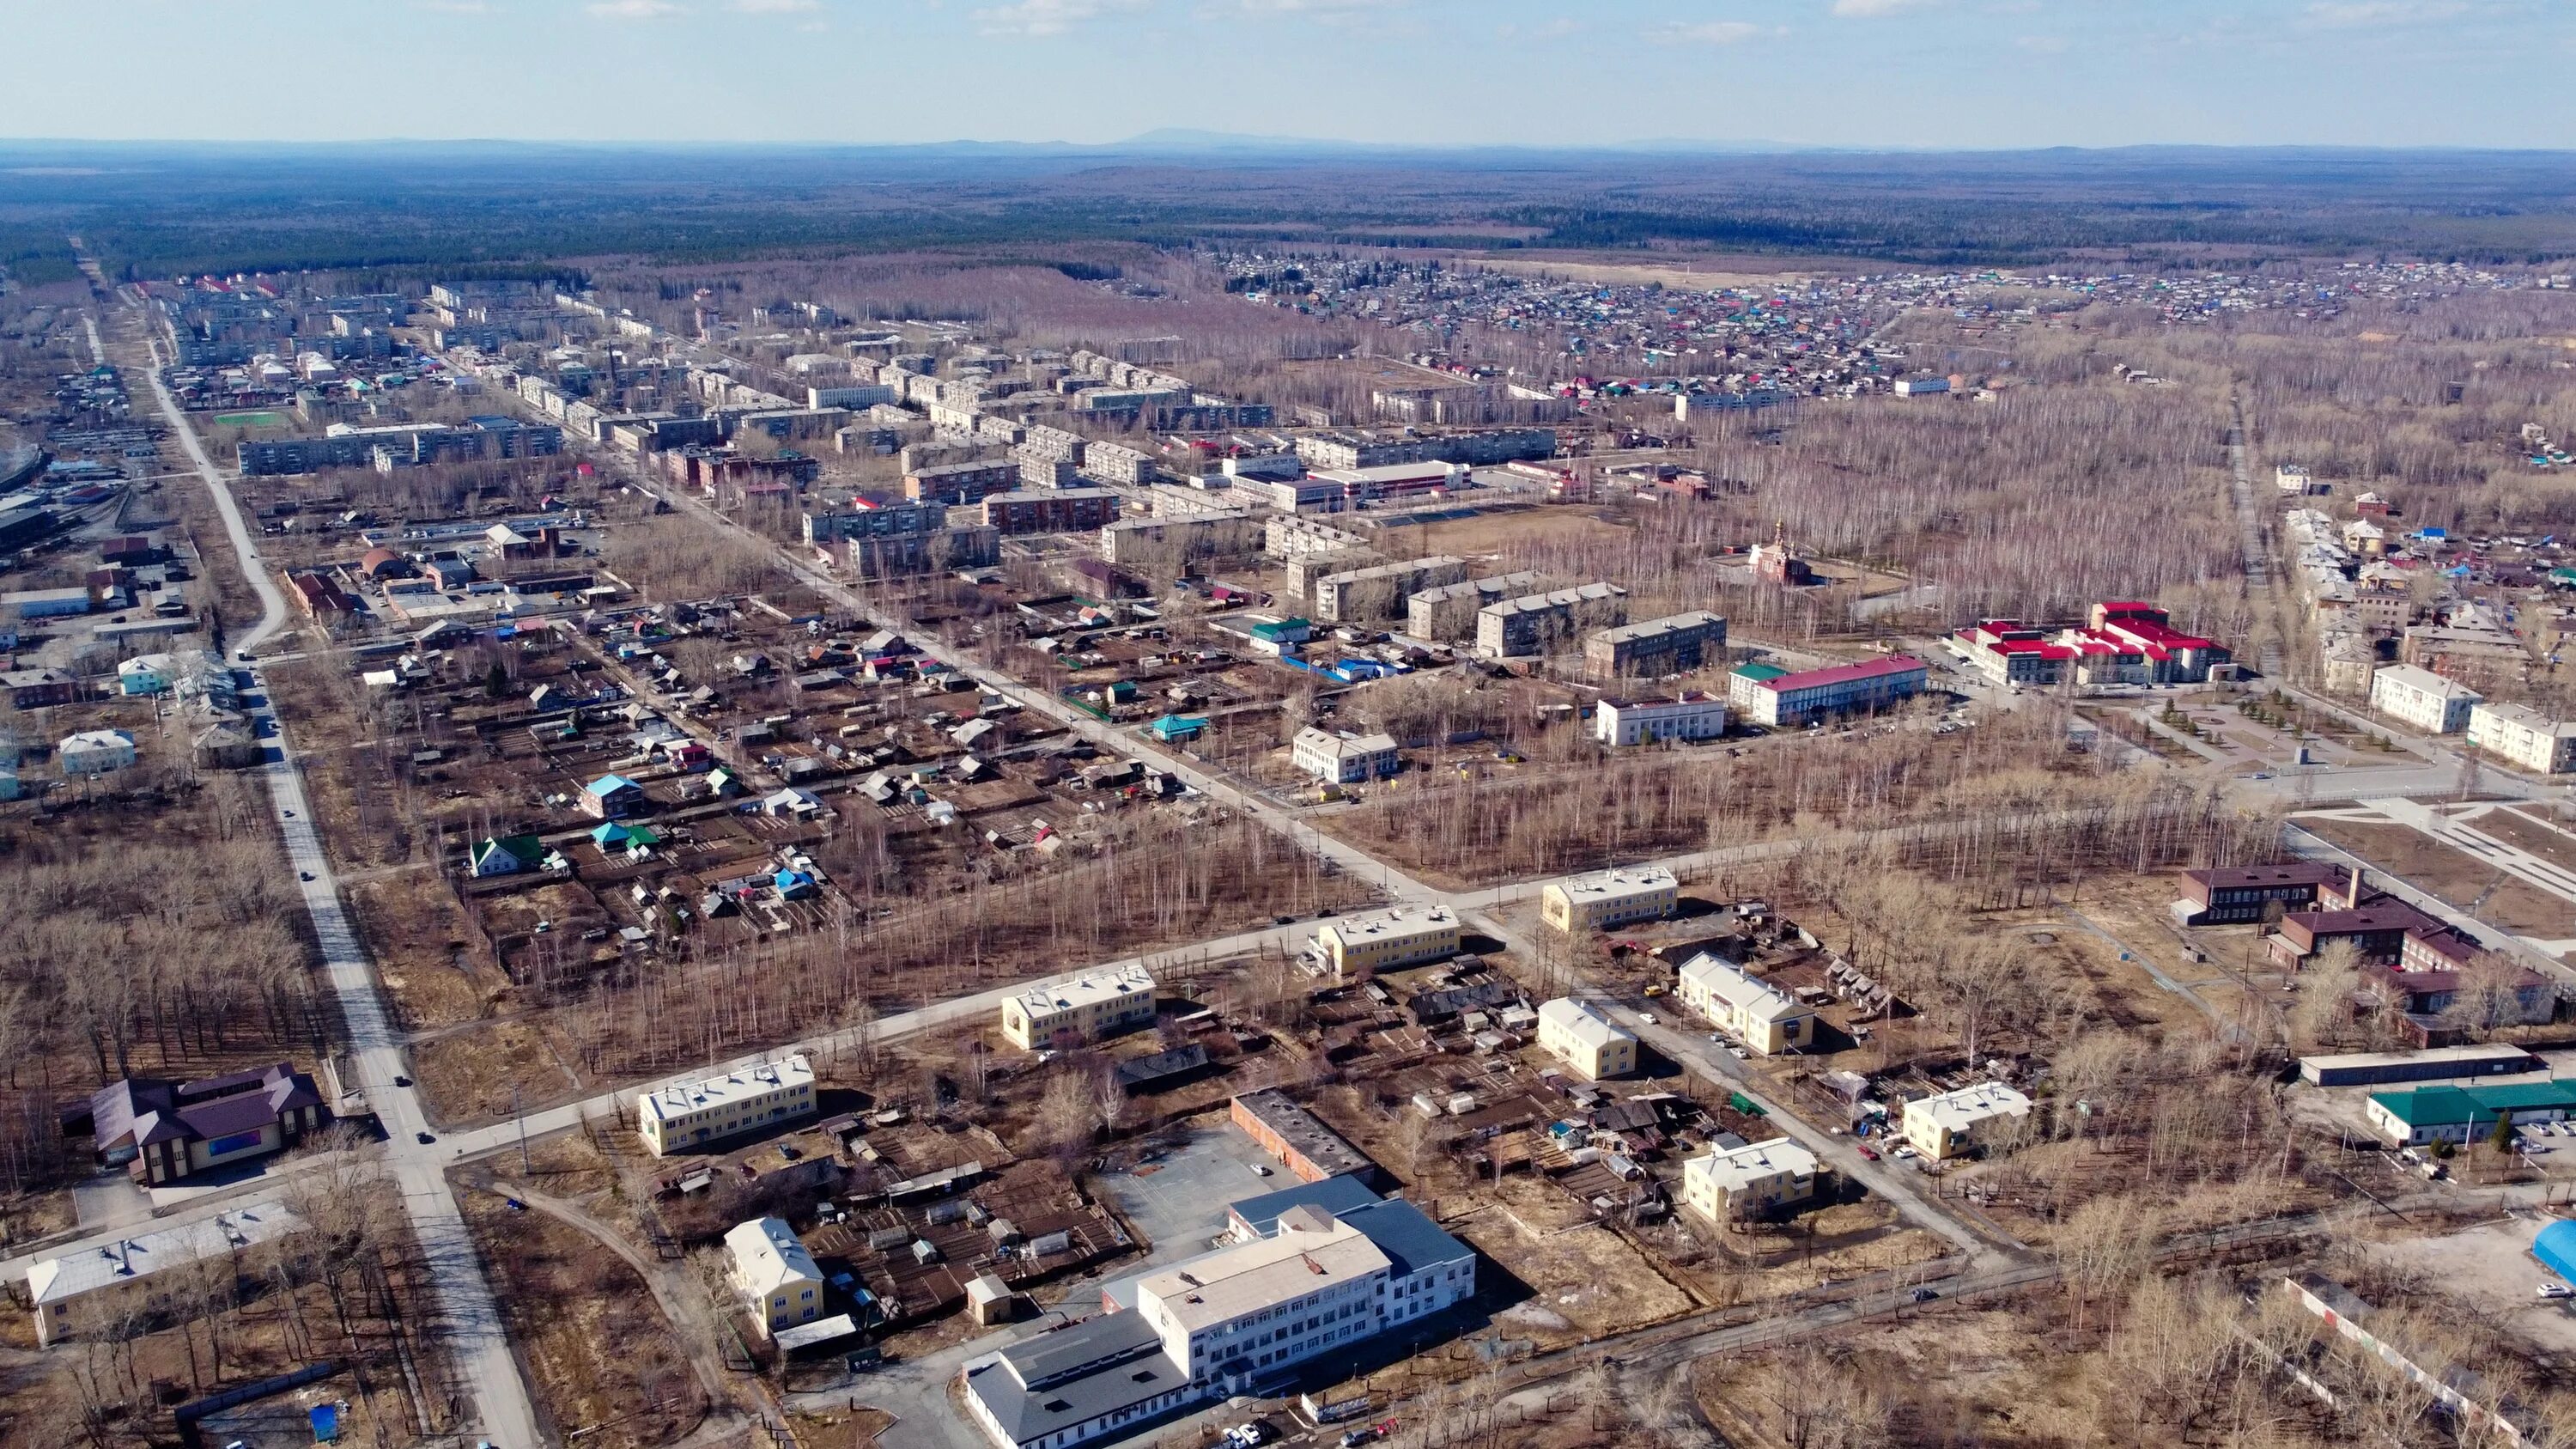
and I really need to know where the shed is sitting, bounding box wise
[965,1272,1024,1325]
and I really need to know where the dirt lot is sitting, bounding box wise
[2296,816,2575,936]
[2476,807,2576,877]
[1461,1214,1696,1350]
[1396,504,1640,563]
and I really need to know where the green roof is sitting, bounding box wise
[1731,662,1790,682]
[2370,1080,2576,1126]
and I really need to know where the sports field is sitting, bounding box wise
[212,410,286,428]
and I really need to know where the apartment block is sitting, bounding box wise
[1682,1139,1820,1223]
[1674,953,1814,1056]
[1900,1082,2032,1160]
[982,488,1122,536]
[1536,998,1637,1080]
[1310,906,1459,977]
[1099,514,1266,566]
[2468,701,2576,773]
[1584,611,1728,679]
[1475,583,1628,659]
[1000,965,1158,1050]
[1405,570,1547,642]
[2369,664,2482,734]
[803,499,945,545]
[635,1054,817,1156]
[1541,866,1678,934]
[1311,555,1469,624]
[904,458,1025,505]
[1594,693,1728,746]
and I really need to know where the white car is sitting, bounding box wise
[1892,1143,1918,1160]
[1727,1044,1749,1061]
[1637,1012,1658,1026]
[2542,1284,2575,1300]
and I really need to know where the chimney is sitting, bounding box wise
[2339,868,2366,911]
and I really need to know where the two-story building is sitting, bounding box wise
[999,965,1158,1050]
[635,1055,817,1156]
[1674,953,1815,1056]
[1536,999,1637,1080]
[1681,1138,1820,1223]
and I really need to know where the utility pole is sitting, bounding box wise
[514,1085,530,1175]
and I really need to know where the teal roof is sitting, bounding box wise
[1731,662,1789,682]
[475,834,546,866]
[2371,1079,2576,1126]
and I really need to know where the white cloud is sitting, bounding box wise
[1236,0,1387,11]
[2014,33,2067,51]
[975,0,1146,33]
[418,0,495,11]
[1656,20,1770,44]
[732,0,820,10]
[587,0,683,16]
[2304,0,2468,25]
[1832,0,1929,15]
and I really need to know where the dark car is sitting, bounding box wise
[392,1075,411,1087]
[416,1130,436,1145]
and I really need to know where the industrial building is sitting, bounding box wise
[1682,1138,1820,1223]
[2365,1080,2576,1147]
[1727,655,1928,728]
[1594,693,1728,746]
[1229,1089,1376,1182]
[2296,1043,2540,1088]
[1541,866,1679,934]
[1584,612,1728,679]
[2369,664,2482,734]
[1899,1082,2032,1160]
[1674,953,1815,1056]
[635,1054,817,1156]
[999,965,1158,1050]
[1475,583,1628,659]
[1536,998,1637,1080]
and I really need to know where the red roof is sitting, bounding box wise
[1755,654,1929,693]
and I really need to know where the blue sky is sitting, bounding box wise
[1,0,2567,149]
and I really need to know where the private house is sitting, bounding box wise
[725,1217,826,1336]
[580,772,644,819]
[635,1055,817,1157]
[1674,953,1815,1056]
[1540,866,1678,934]
[1899,1082,2032,1160]
[1535,999,1637,1081]
[1682,1138,1820,1222]
[469,834,562,877]
[999,965,1158,1050]
[86,1062,329,1186]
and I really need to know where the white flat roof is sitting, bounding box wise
[1688,1138,1819,1193]
[1539,997,1633,1050]
[1322,905,1455,942]
[29,1201,307,1306]
[1678,953,1810,1026]
[1137,1215,1387,1331]
[1906,1081,2032,1133]
[1552,866,1677,903]
[1012,963,1156,1019]
[639,1053,813,1124]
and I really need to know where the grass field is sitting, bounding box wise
[213,409,286,427]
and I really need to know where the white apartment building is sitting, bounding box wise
[1541,866,1678,934]
[2370,664,2482,734]
[2468,701,2576,774]
[724,1216,826,1336]
[1900,1081,2033,1160]
[1594,694,1728,747]
[1536,998,1637,1080]
[1674,953,1815,1056]
[1681,1138,1820,1223]
[1291,728,1402,785]
[635,1054,817,1156]
[1311,907,1459,976]
[1000,964,1158,1050]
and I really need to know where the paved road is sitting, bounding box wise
[118,293,548,1449]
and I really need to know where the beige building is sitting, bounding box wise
[635,1054,817,1156]
[1536,998,1637,1080]
[1900,1082,2033,1160]
[2468,701,2576,775]
[1312,906,1459,976]
[999,964,1157,1050]
[1541,865,1678,934]
[725,1216,826,1337]
[27,1201,307,1346]
[1291,728,1402,785]
[1674,953,1815,1056]
[1681,1138,1820,1223]
[2369,664,2482,734]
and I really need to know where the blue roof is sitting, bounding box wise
[2542,1221,2576,1286]
[1226,1175,1382,1236]
[586,773,638,795]
[1336,1197,1473,1280]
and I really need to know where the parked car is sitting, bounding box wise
[1855,1144,1879,1161]
[2540,1283,2575,1300]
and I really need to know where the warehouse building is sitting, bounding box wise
[2365,1080,2576,1147]
[2296,1044,2541,1088]
[1229,1089,1376,1183]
